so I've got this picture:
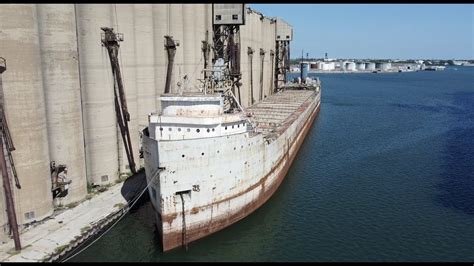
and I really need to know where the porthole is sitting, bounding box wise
[232,125,234,129]
[178,128,182,132]
[182,154,185,158]
[225,126,228,130]
[207,128,210,133]
[238,124,240,128]
[217,150,220,153]
[169,128,172,131]
[212,128,215,132]
[187,128,190,132]
[234,147,236,150]
[196,129,200,133]
[159,127,163,131]
[201,152,205,156]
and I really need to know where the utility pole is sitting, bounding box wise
[0,57,21,251]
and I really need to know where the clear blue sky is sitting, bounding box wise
[250,4,474,60]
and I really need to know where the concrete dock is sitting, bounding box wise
[0,181,131,262]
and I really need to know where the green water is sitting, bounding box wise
[71,67,474,262]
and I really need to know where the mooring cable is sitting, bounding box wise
[61,169,160,262]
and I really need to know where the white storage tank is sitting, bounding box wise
[340,61,347,71]
[381,62,391,71]
[346,62,356,71]
[327,62,335,70]
[317,61,324,70]
[366,62,376,71]
[356,62,366,71]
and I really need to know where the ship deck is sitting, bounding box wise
[247,89,317,141]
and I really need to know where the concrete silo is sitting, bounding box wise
[0,4,53,225]
[76,4,118,185]
[114,4,140,172]
[239,8,251,108]
[251,12,260,104]
[134,4,156,130]
[37,4,87,203]
[265,17,276,97]
[169,4,184,94]
[194,4,207,91]
[152,4,168,112]
[182,4,196,91]
[250,11,257,104]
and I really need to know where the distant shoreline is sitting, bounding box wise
[289,70,414,74]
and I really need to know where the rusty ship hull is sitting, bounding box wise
[143,86,321,251]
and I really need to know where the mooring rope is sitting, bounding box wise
[62,169,161,262]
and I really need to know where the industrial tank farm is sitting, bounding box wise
[0,4,288,241]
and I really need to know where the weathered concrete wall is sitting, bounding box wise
[114,4,140,172]
[37,4,88,204]
[76,4,118,186]
[0,4,53,228]
[0,4,286,234]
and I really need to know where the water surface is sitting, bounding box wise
[72,67,474,262]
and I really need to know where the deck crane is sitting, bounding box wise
[101,27,136,174]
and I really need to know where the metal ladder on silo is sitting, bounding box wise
[100,27,136,174]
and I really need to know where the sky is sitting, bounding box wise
[250,4,474,60]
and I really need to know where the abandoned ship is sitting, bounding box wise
[142,4,322,251]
